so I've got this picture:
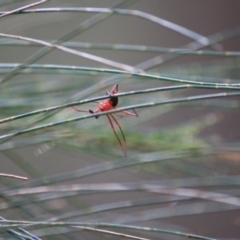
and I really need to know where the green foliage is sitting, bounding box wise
[0,1,240,240]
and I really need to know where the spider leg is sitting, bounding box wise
[110,83,119,94]
[121,109,138,117]
[114,112,122,117]
[72,101,101,112]
[106,83,119,96]
[113,108,138,117]
[71,106,89,112]
[107,114,127,158]
[89,108,101,119]
[109,114,126,151]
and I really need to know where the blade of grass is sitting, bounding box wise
[1,84,240,125]
[0,33,138,75]
[0,0,137,86]
[1,40,239,57]
[0,0,48,19]
[0,173,28,181]
[1,8,214,47]
[0,90,240,142]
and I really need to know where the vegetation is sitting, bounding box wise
[0,1,240,240]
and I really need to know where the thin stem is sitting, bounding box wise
[0,173,28,181]
[0,33,137,76]
[0,91,239,142]
[0,0,48,19]
[0,221,216,240]
[4,182,240,207]
[0,85,239,125]
[73,226,151,240]
[1,41,239,57]
[1,63,239,87]
[0,8,213,47]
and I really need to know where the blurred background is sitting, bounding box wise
[0,0,240,239]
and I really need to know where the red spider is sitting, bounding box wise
[72,84,138,158]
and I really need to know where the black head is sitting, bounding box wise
[109,95,118,107]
